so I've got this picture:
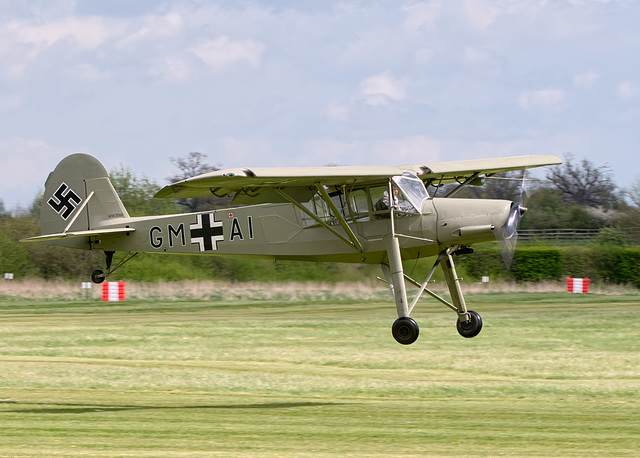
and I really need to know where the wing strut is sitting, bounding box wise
[273,188,363,253]
[444,172,481,198]
[314,184,364,253]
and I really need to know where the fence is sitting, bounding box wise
[518,229,600,241]
[518,228,640,243]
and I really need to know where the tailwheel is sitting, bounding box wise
[91,269,105,284]
[392,317,420,345]
[456,310,483,338]
[89,251,138,285]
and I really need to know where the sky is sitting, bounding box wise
[1,0,640,211]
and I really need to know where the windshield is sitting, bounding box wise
[393,174,430,213]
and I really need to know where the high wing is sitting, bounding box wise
[406,154,562,184]
[155,165,409,204]
[155,154,562,203]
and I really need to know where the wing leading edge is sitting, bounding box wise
[154,154,562,201]
[406,154,563,184]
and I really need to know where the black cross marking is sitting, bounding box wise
[47,183,82,220]
[190,213,224,251]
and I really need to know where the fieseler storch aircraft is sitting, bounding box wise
[22,153,561,344]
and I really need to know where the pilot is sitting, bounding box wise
[376,186,414,213]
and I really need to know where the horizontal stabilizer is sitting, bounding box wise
[21,227,135,243]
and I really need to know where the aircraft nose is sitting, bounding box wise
[433,198,513,245]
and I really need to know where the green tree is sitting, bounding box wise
[545,153,618,209]
[0,230,30,277]
[110,165,179,217]
[0,215,101,279]
[566,205,604,229]
[616,174,640,244]
[167,152,231,212]
[449,171,525,201]
[520,189,565,230]
[593,227,631,247]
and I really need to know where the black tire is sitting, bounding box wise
[392,317,420,345]
[456,310,483,338]
[91,269,105,284]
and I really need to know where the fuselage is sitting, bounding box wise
[89,196,513,264]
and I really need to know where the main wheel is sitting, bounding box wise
[456,310,482,338]
[91,269,105,284]
[392,317,420,345]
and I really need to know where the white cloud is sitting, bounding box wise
[298,136,442,167]
[116,12,184,48]
[66,63,111,82]
[413,47,435,64]
[0,15,124,79]
[0,137,73,207]
[461,0,502,30]
[463,46,491,65]
[518,89,566,112]
[1,0,640,202]
[370,136,443,164]
[358,73,407,106]
[462,46,503,76]
[325,101,350,122]
[616,80,640,102]
[191,36,265,72]
[304,138,361,166]
[219,136,273,166]
[5,16,118,53]
[148,56,193,83]
[573,70,600,89]
[403,1,442,31]
[566,0,627,6]
[0,94,21,113]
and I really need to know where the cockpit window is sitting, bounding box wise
[392,174,430,213]
[298,175,430,227]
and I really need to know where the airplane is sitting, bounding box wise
[22,153,561,344]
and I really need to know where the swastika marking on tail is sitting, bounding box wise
[48,183,82,220]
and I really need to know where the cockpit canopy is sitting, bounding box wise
[392,173,430,212]
[300,173,430,227]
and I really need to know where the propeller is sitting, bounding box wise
[496,170,529,269]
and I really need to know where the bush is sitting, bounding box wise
[456,246,511,281]
[459,246,563,282]
[0,231,31,277]
[459,244,640,288]
[511,248,563,282]
[608,248,640,288]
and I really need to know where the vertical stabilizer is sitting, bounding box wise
[39,154,129,248]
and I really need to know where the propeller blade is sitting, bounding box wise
[497,202,527,268]
[497,170,528,269]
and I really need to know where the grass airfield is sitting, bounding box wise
[1,291,639,456]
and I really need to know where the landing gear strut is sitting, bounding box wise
[90,251,138,284]
[91,251,113,284]
[381,240,483,344]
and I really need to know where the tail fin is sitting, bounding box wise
[22,154,132,248]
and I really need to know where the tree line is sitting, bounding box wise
[1,152,639,282]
